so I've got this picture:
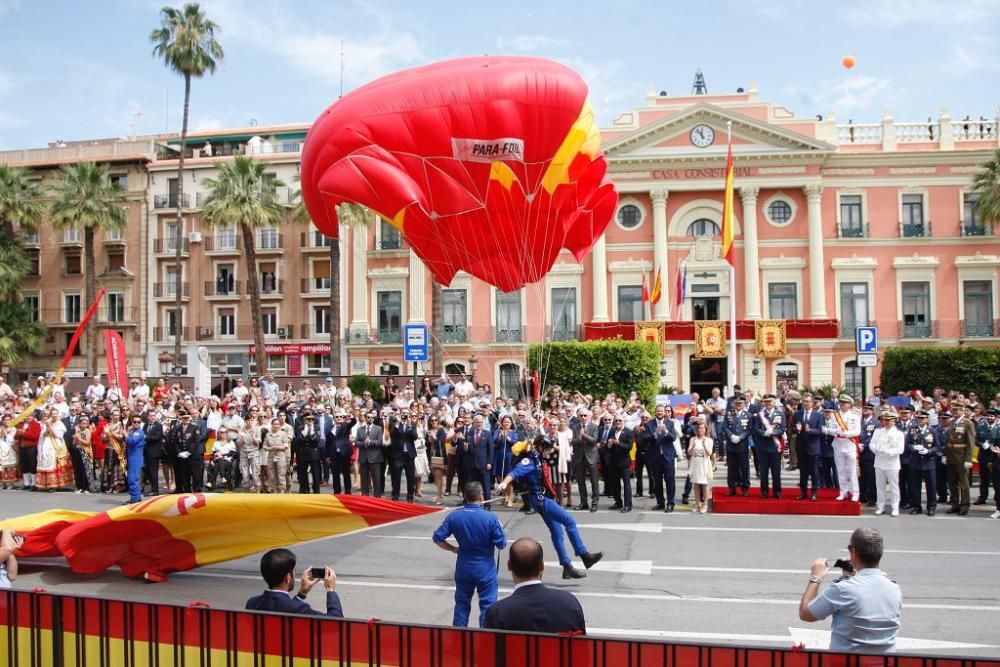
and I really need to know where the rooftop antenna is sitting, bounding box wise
[339,39,345,98]
[692,69,708,95]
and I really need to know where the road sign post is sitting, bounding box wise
[403,323,429,389]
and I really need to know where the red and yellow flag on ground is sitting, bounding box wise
[720,138,735,266]
[4,495,440,581]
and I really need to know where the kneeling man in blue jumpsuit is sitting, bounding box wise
[498,436,603,579]
[432,481,507,627]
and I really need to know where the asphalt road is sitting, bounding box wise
[2,473,998,658]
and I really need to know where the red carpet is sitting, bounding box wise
[711,487,861,516]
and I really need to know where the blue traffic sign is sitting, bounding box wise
[855,326,878,354]
[403,323,429,362]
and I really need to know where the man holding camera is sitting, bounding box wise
[245,548,342,617]
[798,527,901,653]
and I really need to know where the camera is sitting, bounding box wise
[833,558,854,573]
[309,566,326,579]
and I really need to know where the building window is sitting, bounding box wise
[218,308,236,337]
[215,264,235,295]
[498,362,521,399]
[616,203,643,230]
[63,227,81,243]
[268,355,286,373]
[963,193,984,235]
[377,291,402,343]
[839,195,863,237]
[26,250,40,276]
[262,308,277,335]
[775,362,799,394]
[306,354,330,375]
[901,194,925,237]
[551,287,577,340]
[165,222,181,251]
[691,296,720,320]
[844,361,865,401]
[311,260,330,290]
[686,218,720,237]
[768,282,797,320]
[64,293,81,323]
[106,292,125,322]
[617,285,644,322]
[23,228,39,245]
[496,289,522,342]
[839,282,869,337]
[64,252,81,275]
[313,307,330,336]
[378,220,401,250]
[445,362,466,377]
[767,200,792,225]
[901,281,931,337]
[23,293,39,322]
[216,226,237,250]
[963,280,994,337]
[107,250,125,272]
[109,173,128,189]
[442,289,468,343]
[165,309,179,336]
[105,226,123,241]
[258,228,279,249]
[165,267,181,296]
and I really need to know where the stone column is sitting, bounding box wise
[740,186,761,319]
[651,188,669,320]
[349,222,369,332]
[804,184,828,318]
[591,234,609,322]
[408,250,425,322]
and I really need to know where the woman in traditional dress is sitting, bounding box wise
[36,409,73,491]
[72,415,98,494]
[0,423,19,489]
[102,411,127,493]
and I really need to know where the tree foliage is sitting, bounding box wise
[880,347,1000,399]
[528,339,661,406]
[972,146,1000,228]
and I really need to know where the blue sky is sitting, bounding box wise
[1,0,998,150]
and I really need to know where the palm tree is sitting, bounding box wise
[431,281,443,374]
[49,162,128,376]
[972,147,1000,232]
[151,2,223,375]
[0,165,47,370]
[201,156,284,376]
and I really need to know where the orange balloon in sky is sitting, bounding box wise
[842,55,856,69]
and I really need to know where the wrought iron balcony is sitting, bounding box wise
[153,282,189,298]
[899,320,935,339]
[204,280,241,297]
[442,324,468,343]
[492,326,525,344]
[962,320,998,337]
[153,193,190,209]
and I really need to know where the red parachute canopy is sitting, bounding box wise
[300,56,617,292]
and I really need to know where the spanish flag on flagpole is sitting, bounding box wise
[649,267,662,306]
[720,130,736,267]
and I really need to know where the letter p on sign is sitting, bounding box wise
[856,327,878,354]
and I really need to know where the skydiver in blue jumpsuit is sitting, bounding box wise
[498,436,604,579]
[432,481,507,627]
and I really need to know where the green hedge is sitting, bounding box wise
[348,374,385,401]
[528,339,661,406]
[880,347,1000,398]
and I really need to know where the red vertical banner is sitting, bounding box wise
[103,330,129,397]
[287,354,302,376]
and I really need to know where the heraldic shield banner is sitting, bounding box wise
[694,320,726,358]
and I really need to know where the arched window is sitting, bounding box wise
[445,363,467,377]
[498,363,521,399]
[686,218,720,237]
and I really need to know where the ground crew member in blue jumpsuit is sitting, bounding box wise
[498,436,603,580]
[432,481,507,627]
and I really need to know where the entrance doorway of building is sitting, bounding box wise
[691,297,720,320]
[689,356,727,397]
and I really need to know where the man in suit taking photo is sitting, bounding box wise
[484,537,586,634]
[245,548,343,617]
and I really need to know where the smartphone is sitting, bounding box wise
[310,566,326,579]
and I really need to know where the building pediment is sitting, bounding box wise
[603,103,835,161]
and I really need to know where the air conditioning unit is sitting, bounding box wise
[197,326,212,339]
[188,231,203,243]
[277,327,290,339]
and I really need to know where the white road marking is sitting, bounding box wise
[637,511,878,519]
[545,560,654,575]
[577,523,850,534]
[788,627,998,651]
[367,535,433,540]
[650,565,805,574]
[887,549,1000,556]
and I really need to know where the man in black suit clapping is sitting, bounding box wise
[484,537,586,634]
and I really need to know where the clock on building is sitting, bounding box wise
[689,124,715,148]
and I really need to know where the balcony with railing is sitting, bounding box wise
[442,324,468,344]
[153,282,189,298]
[900,221,930,238]
[898,320,937,339]
[960,221,993,237]
[203,234,240,253]
[491,326,525,344]
[253,277,285,297]
[547,324,581,342]
[836,222,868,239]
[204,280,241,298]
[255,233,284,252]
[152,326,188,342]
[97,306,140,325]
[300,323,331,339]
[263,324,295,339]
[962,319,999,338]
[152,237,189,255]
[153,193,191,209]
[344,327,402,345]
[300,231,334,251]
[300,277,330,295]
[834,111,998,148]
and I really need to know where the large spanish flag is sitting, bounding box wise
[5,495,439,581]
[720,138,735,266]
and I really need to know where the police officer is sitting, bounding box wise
[858,403,879,506]
[432,482,507,627]
[974,408,997,506]
[906,410,942,516]
[497,436,603,579]
[173,411,202,493]
[753,394,785,499]
[819,407,838,490]
[896,406,915,508]
[723,397,752,496]
[933,411,951,505]
[944,407,976,515]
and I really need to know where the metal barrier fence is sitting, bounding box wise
[3,589,999,667]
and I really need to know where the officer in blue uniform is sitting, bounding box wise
[752,394,785,498]
[905,410,942,516]
[498,436,603,580]
[858,403,879,506]
[432,481,507,627]
[722,396,752,496]
[974,409,998,505]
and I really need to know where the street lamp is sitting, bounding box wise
[216,357,228,396]
[158,352,173,378]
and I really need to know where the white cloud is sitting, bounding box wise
[495,35,570,52]
[555,57,637,126]
[194,117,224,131]
[0,0,22,17]
[782,75,894,117]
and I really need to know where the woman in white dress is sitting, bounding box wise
[413,418,429,498]
[687,418,715,514]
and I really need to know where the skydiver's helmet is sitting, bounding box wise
[533,435,555,452]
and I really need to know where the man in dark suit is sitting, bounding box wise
[456,415,493,502]
[388,411,419,502]
[647,405,679,512]
[571,411,600,511]
[793,394,823,501]
[484,537,586,634]
[141,408,164,496]
[62,402,88,492]
[353,411,385,497]
[606,416,634,512]
[328,410,354,494]
[294,414,322,494]
[173,412,203,493]
[245,548,342,617]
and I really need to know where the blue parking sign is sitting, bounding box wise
[855,326,878,354]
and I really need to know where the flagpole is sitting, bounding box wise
[727,121,738,393]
